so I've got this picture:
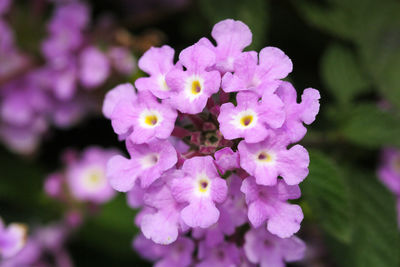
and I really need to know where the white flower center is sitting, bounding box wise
[139,109,163,128]
[82,167,107,191]
[255,150,276,165]
[141,153,159,169]
[194,174,211,197]
[185,75,204,102]
[232,109,258,130]
[157,75,170,91]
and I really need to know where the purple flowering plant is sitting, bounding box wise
[104,19,320,266]
[2,0,400,266]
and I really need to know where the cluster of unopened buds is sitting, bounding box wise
[102,18,320,266]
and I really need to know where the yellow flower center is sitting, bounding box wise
[83,167,106,190]
[191,80,202,95]
[89,172,102,184]
[240,115,253,127]
[257,151,272,162]
[198,178,209,193]
[144,114,158,126]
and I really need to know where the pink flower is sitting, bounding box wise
[171,156,228,228]
[222,47,292,96]
[107,139,177,191]
[108,46,136,76]
[133,234,195,267]
[241,177,303,238]
[102,83,137,119]
[192,175,247,246]
[198,19,252,73]
[111,91,177,144]
[66,147,118,203]
[0,218,27,258]
[244,226,306,267]
[196,240,241,267]
[238,133,309,186]
[79,46,110,89]
[166,43,221,114]
[275,81,320,142]
[218,92,284,143]
[135,45,177,99]
[140,170,186,245]
[378,148,400,196]
[214,147,240,174]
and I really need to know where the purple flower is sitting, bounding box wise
[214,147,240,174]
[111,91,177,144]
[198,19,252,73]
[244,226,306,267]
[1,223,72,267]
[48,2,89,32]
[126,180,145,209]
[141,170,186,244]
[238,134,309,186]
[192,175,247,246]
[153,236,194,267]
[107,139,177,191]
[378,148,400,195]
[133,234,194,267]
[66,147,118,204]
[171,156,228,228]
[108,46,136,76]
[41,30,83,60]
[102,83,137,119]
[133,234,165,262]
[196,240,241,267]
[135,45,177,99]
[241,176,303,238]
[79,46,110,89]
[0,0,11,15]
[222,47,292,96]
[275,81,320,143]
[0,219,27,258]
[166,43,221,114]
[218,92,284,143]
[44,172,64,199]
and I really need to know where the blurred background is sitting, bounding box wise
[1,0,400,266]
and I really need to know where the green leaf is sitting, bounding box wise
[321,44,369,104]
[198,0,269,50]
[78,194,138,257]
[293,1,355,40]
[341,104,400,148]
[302,150,353,243]
[347,171,400,267]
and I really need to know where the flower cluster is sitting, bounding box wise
[0,146,120,265]
[378,148,400,227]
[0,0,135,155]
[1,221,74,267]
[44,146,119,224]
[104,19,320,266]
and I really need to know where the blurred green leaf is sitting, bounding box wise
[341,104,400,148]
[302,150,353,243]
[321,44,369,104]
[78,194,138,257]
[347,171,400,267]
[293,1,354,40]
[198,0,269,50]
